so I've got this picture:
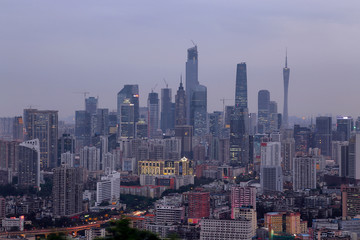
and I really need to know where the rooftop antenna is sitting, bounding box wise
[285,48,288,68]
[191,40,197,47]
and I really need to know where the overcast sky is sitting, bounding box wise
[1,1,360,121]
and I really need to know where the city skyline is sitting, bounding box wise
[2,1,360,119]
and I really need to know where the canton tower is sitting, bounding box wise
[282,51,290,128]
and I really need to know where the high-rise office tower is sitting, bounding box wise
[315,116,332,156]
[282,52,290,129]
[185,46,199,125]
[175,78,187,126]
[18,139,40,188]
[53,166,83,217]
[57,134,75,167]
[175,125,193,158]
[117,85,139,137]
[0,118,13,141]
[148,92,160,138]
[282,138,295,173]
[209,111,223,138]
[293,156,317,191]
[348,133,360,179]
[75,110,91,150]
[119,102,135,139]
[13,116,24,141]
[260,142,283,193]
[161,87,173,132]
[269,101,279,132]
[338,142,350,177]
[230,63,249,166]
[191,85,207,136]
[294,124,313,154]
[337,116,352,141]
[95,108,109,136]
[258,90,270,134]
[85,97,98,115]
[23,109,58,169]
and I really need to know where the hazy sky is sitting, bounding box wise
[1,1,360,121]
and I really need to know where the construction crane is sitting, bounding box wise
[163,78,168,88]
[220,98,234,127]
[191,40,197,46]
[151,83,158,92]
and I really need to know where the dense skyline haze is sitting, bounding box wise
[1,0,360,120]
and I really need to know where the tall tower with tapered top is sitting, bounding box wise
[283,51,290,129]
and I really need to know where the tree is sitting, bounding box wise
[104,219,160,240]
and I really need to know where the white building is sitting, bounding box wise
[96,172,120,205]
[103,152,115,174]
[200,218,253,240]
[80,146,101,171]
[61,151,75,167]
[155,194,184,224]
[2,216,25,231]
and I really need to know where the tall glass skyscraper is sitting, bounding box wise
[258,90,270,134]
[148,91,160,138]
[230,63,249,166]
[23,109,58,170]
[161,88,173,132]
[186,46,199,125]
[283,52,290,129]
[117,85,139,139]
[191,85,207,136]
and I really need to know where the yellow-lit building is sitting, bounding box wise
[265,212,302,235]
[265,212,284,233]
[138,157,193,176]
[285,212,301,235]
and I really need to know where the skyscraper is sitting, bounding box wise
[282,52,290,129]
[148,92,160,138]
[185,46,199,125]
[315,116,332,156]
[23,109,58,169]
[260,142,283,193]
[293,156,317,191]
[18,139,40,188]
[175,77,186,126]
[75,110,91,150]
[85,97,98,115]
[53,166,83,217]
[337,116,353,141]
[13,116,24,141]
[95,108,109,136]
[258,90,270,134]
[161,87,173,132]
[57,133,75,167]
[230,63,249,166]
[191,85,207,136]
[117,85,139,138]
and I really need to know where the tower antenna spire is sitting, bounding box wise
[285,48,288,68]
